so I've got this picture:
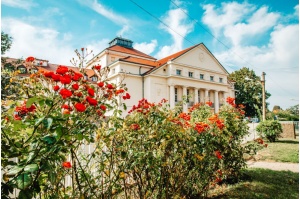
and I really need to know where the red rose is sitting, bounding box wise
[75,103,86,112]
[106,84,114,89]
[14,114,22,120]
[53,85,60,91]
[115,89,124,95]
[76,92,83,97]
[44,71,54,78]
[27,105,36,112]
[97,82,104,87]
[61,104,70,109]
[87,88,95,97]
[206,101,213,106]
[125,93,130,99]
[52,74,61,81]
[86,96,98,106]
[94,65,101,70]
[72,83,79,90]
[214,151,223,160]
[60,75,71,84]
[62,161,72,168]
[100,105,106,111]
[26,56,35,62]
[56,65,69,75]
[72,72,83,81]
[59,89,72,99]
[130,123,140,130]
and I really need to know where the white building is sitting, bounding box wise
[87,37,235,115]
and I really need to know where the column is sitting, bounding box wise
[169,85,175,109]
[204,89,209,102]
[194,88,198,104]
[182,86,188,112]
[214,90,219,113]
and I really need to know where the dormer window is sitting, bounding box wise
[84,74,88,80]
[17,65,27,74]
[109,37,133,48]
[91,76,98,82]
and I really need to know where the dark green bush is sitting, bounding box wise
[256,120,283,142]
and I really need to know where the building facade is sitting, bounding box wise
[87,37,235,115]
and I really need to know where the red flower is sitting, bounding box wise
[27,104,36,112]
[72,72,83,81]
[178,113,191,121]
[94,65,101,70]
[60,75,71,84]
[72,83,79,90]
[14,114,22,120]
[52,74,61,81]
[74,103,86,112]
[53,85,60,91]
[86,96,98,106]
[214,151,223,160]
[76,92,83,97]
[226,97,236,107]
[100,105,106,111]
[56,65,69,75]
[194,122,210,134]
[130,123,140,130]
[59,89,72,99]
[122,93,131,100]
[26,56,35,62]
[87,88,95,97]
[61,104,70,109]
[97,82,104,87]
[106,84,114,89]
[115,89,125,95]
[62,161,72,169]
[206,101,213,106]
[44,71,54,78]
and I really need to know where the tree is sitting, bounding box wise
[229,67,271,118]
[1,31,12,55]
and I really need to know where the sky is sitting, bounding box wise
[1,0,299,110]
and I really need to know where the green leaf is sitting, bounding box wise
[48,172,56,184]
[7,166,23,176]
[43,118,53,130]
[42,135,56,145]
[76,133,83,140]
[45,99,53,106]
[16,173,33,190]
[18,190,33,199]
[26,97,39,108]
[24,164,38,173]
[35,116,45,126]
[123,103,127,110]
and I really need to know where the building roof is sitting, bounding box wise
[108,45,156,60]
[119,56,158,67]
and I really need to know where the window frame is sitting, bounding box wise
[176,69,182,76]
[200,74,204,80]
[188,72,193,78]
[210,76,214,81]
[175,88,178,102]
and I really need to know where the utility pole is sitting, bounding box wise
[261,72,266,121]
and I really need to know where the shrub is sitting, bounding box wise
[256,120,283,142]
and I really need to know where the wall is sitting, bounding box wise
[279,121,296,139]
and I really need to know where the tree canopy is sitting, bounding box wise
[1,31,12,55]
[229,67,271,118]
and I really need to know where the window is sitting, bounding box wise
[176,69,181,75]
[91,76,98,82]
[200,74,204,80]
[84,74,88,80]
[210,76,214,81]
[187,89,190,102]
[188,72,193,77]
[17,65,27,74]
[175,88,178,102]
[198,90,200,103]
[219,78,223,83]
[30,68,38,74]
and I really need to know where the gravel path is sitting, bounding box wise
[247,161,299,173]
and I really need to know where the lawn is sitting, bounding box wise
[252,138,299,163]
[208,168,299,199]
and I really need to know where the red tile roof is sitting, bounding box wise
[156,45,198,66]
[108,45,156,60]
[119,56,158,67]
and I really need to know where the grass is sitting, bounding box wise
[207,168,299,199]
[252,138,299,163]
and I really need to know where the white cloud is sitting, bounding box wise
[2,18,75,65]
[78,0,130,35]
[155,8,194,59]
[1,0,37,10]
[84,39,110,62]
[133,40,157,55]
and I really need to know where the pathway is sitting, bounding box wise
[247,161,299,173]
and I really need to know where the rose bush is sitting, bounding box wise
[2,51,260,198]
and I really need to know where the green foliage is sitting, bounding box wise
[1,31,13,55]
[256,120,283,142]
[229,67,271,118]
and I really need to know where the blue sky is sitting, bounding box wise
[1,0,299,110]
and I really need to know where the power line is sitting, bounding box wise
[128,0,297,98]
